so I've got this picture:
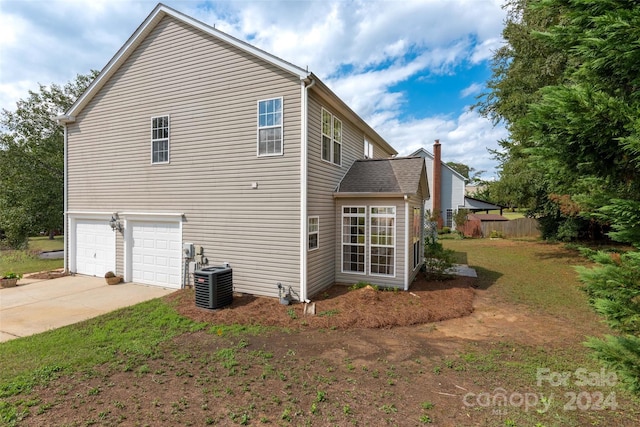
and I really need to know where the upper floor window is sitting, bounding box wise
[321,108,342,165]
[364,139,374,159]
[151,116,169,164]
[258,97,283,156]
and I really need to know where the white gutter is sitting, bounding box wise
[300,76,315,302]
[404,195,410,291]
[63,124,68,273]
[333,192,409,199]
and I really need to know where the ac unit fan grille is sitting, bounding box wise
[194,267,233,310]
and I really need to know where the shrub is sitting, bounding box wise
[578,249,640,393]
[423,239,455,278]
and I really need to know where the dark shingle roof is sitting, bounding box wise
[337,157,426,194]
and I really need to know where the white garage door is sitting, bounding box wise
[75,219,116,277]
[131,221,182,288]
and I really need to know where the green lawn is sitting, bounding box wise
[485,209,526,219]
[28,236,64,252]
[0,236,64,275]
[442,239,596,321]
[1,239,638,426]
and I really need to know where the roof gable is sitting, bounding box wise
[336,157,427,196]
[410,147,467,182]
[59,3,308,122]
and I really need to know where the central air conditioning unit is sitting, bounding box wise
[194,266,233,310]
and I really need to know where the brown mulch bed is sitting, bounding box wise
[24,269,68,280]
[168,272,475,329]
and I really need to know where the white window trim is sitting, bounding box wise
[369,206,396,278]
[446,208,454,228]
[412,206,422,270]
[321,107,342,166]
[150,115,170,165]
[308,215,319,251]
[364,139,374,159]
[257,97,284,157]
[341,206,367,275]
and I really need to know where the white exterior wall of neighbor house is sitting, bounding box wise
[305,93,395,298]
[440,166,466,227]
[422,153,466,225]
[66,15,303,297]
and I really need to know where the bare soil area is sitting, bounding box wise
[23,269,68,280]
[11,269,640,426]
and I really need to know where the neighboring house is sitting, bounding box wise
[411,141,502,229]
[56,3,428,300]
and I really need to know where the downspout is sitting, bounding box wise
[404,194,409,291]
[63,123,68,273]
[300,76,315,302]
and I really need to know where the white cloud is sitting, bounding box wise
[379,109,508,179]
[460,82,484,98]
[0,0,507,176]
[470,37,505,63]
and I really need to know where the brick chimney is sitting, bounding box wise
[433,139,443,228]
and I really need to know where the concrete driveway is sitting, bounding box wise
[0,275,176,342]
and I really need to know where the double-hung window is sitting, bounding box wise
[370,207,395,276]
[258,97,283,156]
[321,108,342,165]
[308,216,319,251]
[364,139,374,159]
[342,207,366,273]
[151,116,169,164]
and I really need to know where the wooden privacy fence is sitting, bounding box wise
[461,217,540,238]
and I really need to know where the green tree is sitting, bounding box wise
[0,72,97,248]
[481,0,640,393]
[445,162,484,185]
[474,0,577,237]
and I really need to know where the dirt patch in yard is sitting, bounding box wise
[23,268,68,280]
[168,272,476,330]
[17,305,639,427]
[10,242,640,427]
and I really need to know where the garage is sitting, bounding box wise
[74,219,116,277]
[130,221,182,288]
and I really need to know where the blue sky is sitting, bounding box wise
[0,0,508,178]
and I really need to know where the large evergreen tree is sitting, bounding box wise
[0,72,97,248]
[480,0,640,393]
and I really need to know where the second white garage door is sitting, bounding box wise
[131,221,182,288]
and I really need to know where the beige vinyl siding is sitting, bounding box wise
[407,173,428,285]
[334,197,406,289]
[306,94,365,297]
[305,93,397,297]
[67,16,302,297]
[406,194,423,285]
